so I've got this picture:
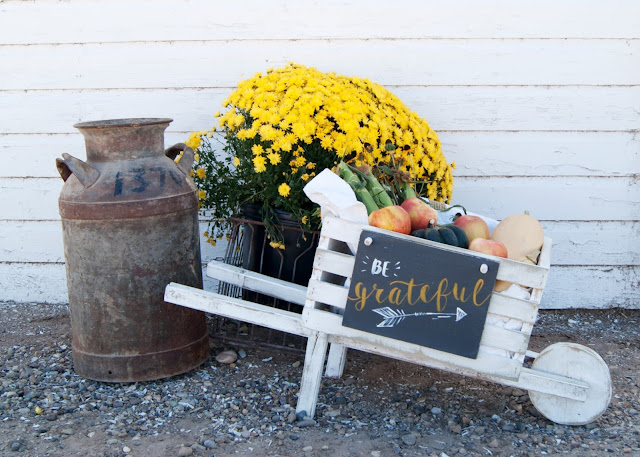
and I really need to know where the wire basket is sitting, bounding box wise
[210,215,319,353]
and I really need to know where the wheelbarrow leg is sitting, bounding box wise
[296,331,329,418]
[325,344,347,378]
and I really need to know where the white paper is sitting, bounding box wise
[303,169,369,225]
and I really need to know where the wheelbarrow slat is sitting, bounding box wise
[206,260,307,306]
[303,307,522,381]
[487,292,539,323]
[312,248,356,278]
[164,283,308,337]
[306,278,349,310]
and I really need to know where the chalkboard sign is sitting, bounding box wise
[342,230,500,359]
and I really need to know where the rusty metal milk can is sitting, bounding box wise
[56,118,209,382]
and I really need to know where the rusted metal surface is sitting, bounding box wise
[57,118,209,382]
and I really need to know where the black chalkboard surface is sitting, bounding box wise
[342,229,500,359]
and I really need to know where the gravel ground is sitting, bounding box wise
[0,301,639,457]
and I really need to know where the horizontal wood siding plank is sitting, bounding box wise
[2,178,63,220]
[0,219,225,263]
[7,176,636,221]
[0,132,194,178]
[2,0,638,44]
[441,131,640,178]
[0,262,220,305]
[2,86,638,134]
[2,220,637,266]
[0,220,65,263]
[542,266,639,309]
[451,176,640,221]
[0,263,68,304]
[4,131,637,179]
[545,221,640,266]
[1,263,636,308]
[4,40,639,90]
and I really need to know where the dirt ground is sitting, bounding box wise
[1,302,639,457]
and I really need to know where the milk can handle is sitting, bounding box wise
[56,158,72,182]
[55,153,100,187]
[165,143,194,176]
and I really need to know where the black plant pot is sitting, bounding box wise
[238,204,319,287]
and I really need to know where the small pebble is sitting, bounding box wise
[401,433,417,446]
[203,439,216,449]
[215,350,238,364]
[296,419,316,427]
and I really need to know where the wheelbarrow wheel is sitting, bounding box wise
[528,342,612,425]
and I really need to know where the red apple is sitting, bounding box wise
[453,215,490,243]
[468,238,508,258]
[368,205,412,235]
[469,238,510,291]
[400,197,438,231]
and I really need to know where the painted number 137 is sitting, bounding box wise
[113,167,182,196]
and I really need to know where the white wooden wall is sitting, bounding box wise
[1,0,638,308]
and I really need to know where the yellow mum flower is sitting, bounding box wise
[251,144,264,155]
[196,168,206,179]
[267,152,282,165]
[278,183,291,197]
[198,190,206,200]
[185,131,202,151]
[269,241,285,250]
[253,155,267,173]
[233,157,240,166]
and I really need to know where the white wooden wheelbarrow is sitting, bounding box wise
[165,173,612,426]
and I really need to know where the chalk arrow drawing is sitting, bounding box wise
[372,307,467,328]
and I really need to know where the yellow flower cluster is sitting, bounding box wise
[188,63,454,247]
[217,63,454,201]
